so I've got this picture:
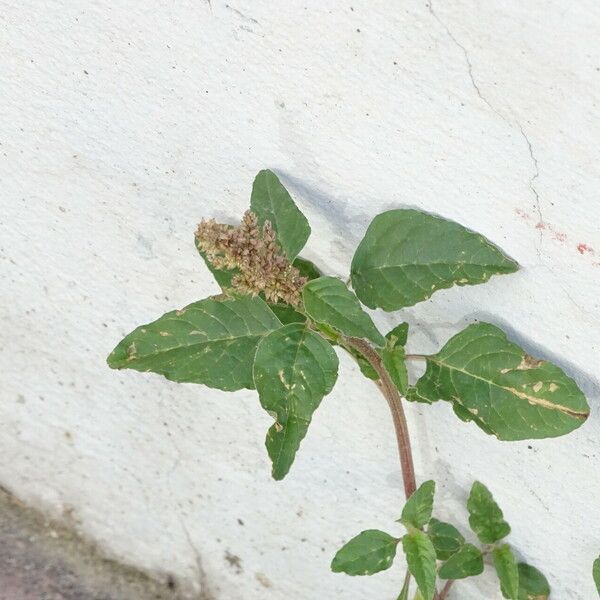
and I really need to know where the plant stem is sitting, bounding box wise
[397,571,411,600]
[404,353,427,361]
[344,337,417,499]
[437,579,454,599]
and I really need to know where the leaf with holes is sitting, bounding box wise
[303,276,385,346]
[399,480,435,529]
[331,530,399,576]
[427,518,465,561]
[517,563,550,600]
[439,544,484,580]
[253,323,338,480]
[250,169,310,260]
[493,545,519,600]
[467,481,510,544]
[408,322,589,440]
[350,209,518,310]
[402,530,437,600]
[107,296,281,391]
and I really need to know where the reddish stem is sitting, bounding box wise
[345,337,417,499]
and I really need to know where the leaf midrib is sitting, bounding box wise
[428,356,587,419]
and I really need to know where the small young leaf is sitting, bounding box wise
[386,322,409,347]
[354,351,379,380]
[350,209,518,310]
[493,544,519,599]
[293,256,322,280]
[410,322,589,440]
[467,481,510,544]
[400,480,436,529]
[250,169,310,260]
[517,563,550,599]
[383,345,409,394]
[401,531,437,600]
[303,276,386,346]
[107,296,281,391]
[195,235,237,291]
[427,518,465,561]
[438,544,484,580]
[593,556,600,595]
[331,530,399,576]
[253,323,338,479]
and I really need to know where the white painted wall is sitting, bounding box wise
[2,1,600,597]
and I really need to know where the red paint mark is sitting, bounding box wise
[515,208,530,220]
[535,221,546,229]
[577,243,595,255]
[553,231,567,242]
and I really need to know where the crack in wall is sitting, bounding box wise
[179,516,215,600]
[428,0,507,123]
[517,122,544,256]
[427,1,545,260]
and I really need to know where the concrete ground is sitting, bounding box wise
[0,486,186,600]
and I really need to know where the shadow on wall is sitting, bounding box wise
[466,311,600,407]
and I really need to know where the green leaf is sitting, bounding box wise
[253,323,338,479]
[438,544,484,580]
[250,169,310,260]
[593,556,600,595]
[107,296,281,391]
[401,531,437,600]
[517,563,550,599]
[383,345,409,395]
[352,348,379,380]
[350,209,518,310]
[400,480,436,529]
[427,518,465,561]
[450,401,495,435]
[409,322,589,440]
[195,235,236,291]
[267,303,306,325]
[293,256,322,280]
[331,530,399,576]
[303,276,385,346]
[493,545,519,599]
[386,322,409,347]
[467,481,510,544]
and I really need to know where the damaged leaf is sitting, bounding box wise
[107,296,281,391]
[253,323,338,480]
[409,322,589,439]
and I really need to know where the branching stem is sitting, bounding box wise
[344,337,417,499]
[344,337,457,599]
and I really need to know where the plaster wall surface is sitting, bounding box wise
[2,1,600,598]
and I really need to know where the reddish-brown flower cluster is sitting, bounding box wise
[195,210,307,306]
